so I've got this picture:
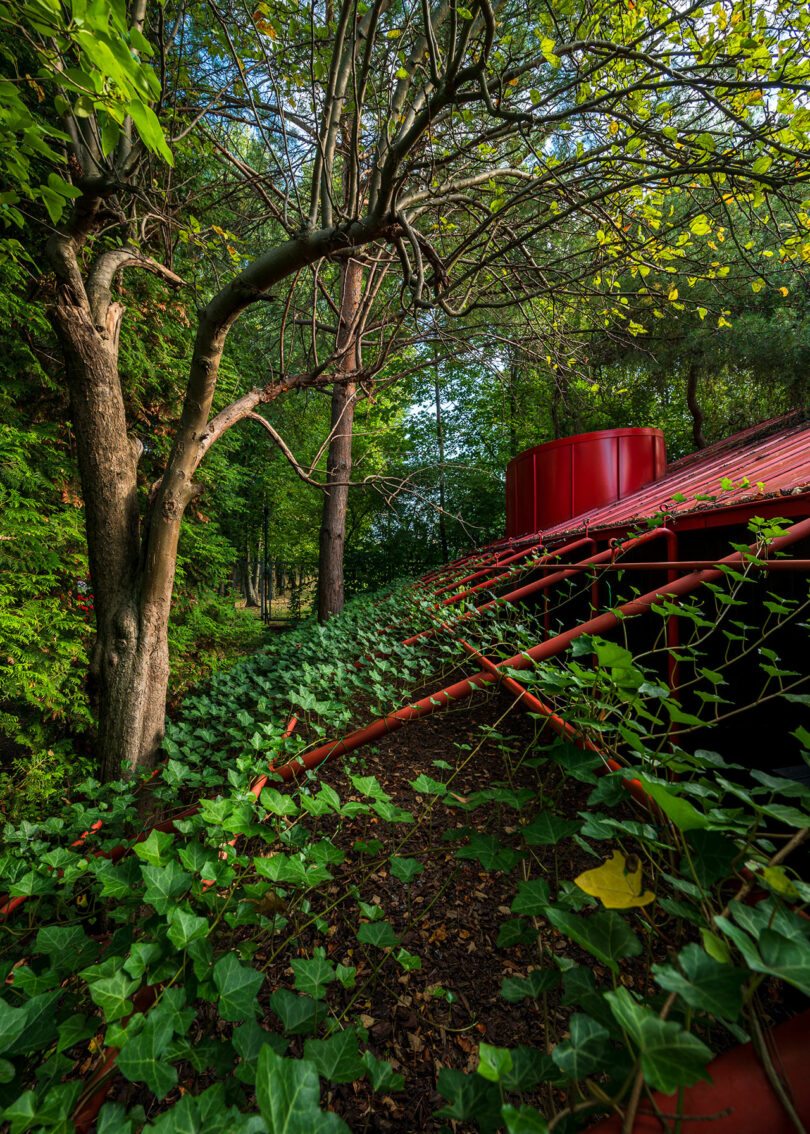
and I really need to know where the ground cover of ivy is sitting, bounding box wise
[1,529,810,1134]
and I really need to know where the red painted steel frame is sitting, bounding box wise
[269,515,810,782]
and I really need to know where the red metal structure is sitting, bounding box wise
[506,427,666,537]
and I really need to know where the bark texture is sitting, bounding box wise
[318,258,363,621]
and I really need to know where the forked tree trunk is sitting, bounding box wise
[318,257,363,621]
[49,299,179,783]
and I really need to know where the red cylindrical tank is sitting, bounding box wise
[505,428,667,538]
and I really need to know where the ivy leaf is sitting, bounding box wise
[304,1027,365,1083]
[291,949,336,1000]
[269,989,326,1035]
[606,987,712,1093]
[357,920,400,948]
[637,1017,712,1094]
[213,953,264,1022]
[636,775,708,831]
[574,850,655,910]
[501,1103,549,1132]
[87,972,140,1023]
[390,856,424,884]
[551,1014,610,1079]
[523,812,580,845]
[681,830,736,888]
[545,908,641,973]
[117,1013,177,1099]
[652,944,748,1019]
[362,1050,404,1093]
[255,1046,350,1133]
[501,969,559,1003]
[436,1067,503,1132]
[477,1042,513,1082]
[166,907,209,950]
[456,834,521,872]
[757,928,810,995]
[140,861,192,914]
[0,999,27,1055]
[133,828,174,866]
[511,879,550,915]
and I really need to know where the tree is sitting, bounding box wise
[10,0,810,779]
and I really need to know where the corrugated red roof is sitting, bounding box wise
[533,413,810,546]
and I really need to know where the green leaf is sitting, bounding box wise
[0,999,27,1055]
[357,920,400,948]
[681,830,737,888]
[291,949,336,1000]
[117,1013,177,1099]
[269,989,326,1035]
[757,928,810,995]
[213,953,264,1022]
[497,918,536,948]
[362,1050,404,1093]
[551,1014,610,1079]
[523,812,580,845]
[606,987,712,1093]
[141,861,192,913]
[477,1042,513,1082]
[390,856,424,884]
[501,969,559,1003]
[88,972,140,1023]
[166,907,209,950]
[652,944,748,1019]
[127,99,174,165]
[455,833,521,871]
[304,1027,365,1083]
[501,1103,549,1132]
[545,908,641,973]
[511,879,550,915]
[133,828,174,866]
[638,1017,712,1094]
[255,1046,350,1133]
[636,775,708,831]
[436,1067,502,1132]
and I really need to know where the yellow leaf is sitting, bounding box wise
[761,866,800,898]
[574,850,655,910]
[608,120,619,135]
[668,287,678,301]
[779,286,789,296]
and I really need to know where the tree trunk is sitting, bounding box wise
[48,300,178,782]
[686,362,706,449]
[434,352,449,563]
[317,257,363,622]
[242,536,260,607]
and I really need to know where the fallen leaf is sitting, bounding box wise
[574,850,655,909]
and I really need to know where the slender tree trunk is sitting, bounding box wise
[317,257,363,622]
[434,352,449,563]
[686,362,706,449]
[243,535,260,606]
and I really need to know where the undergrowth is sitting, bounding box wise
[1,523,809,1133]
